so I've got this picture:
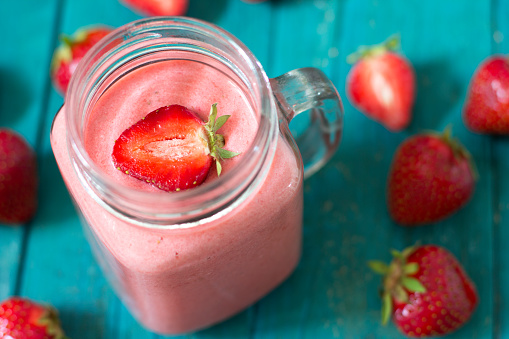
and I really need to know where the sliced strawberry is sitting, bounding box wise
[346,35,415,131]
[112,104,239,192]
[51,26,113,95]
[120,0,189,16]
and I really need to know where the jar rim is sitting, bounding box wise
[65,17,278,228]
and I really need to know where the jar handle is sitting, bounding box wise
[270,67,344,179]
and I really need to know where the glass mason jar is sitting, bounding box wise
[50,17,343,335]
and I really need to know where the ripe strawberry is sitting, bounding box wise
[112,104,239,192]
[0,129,38,225]
[463,55,509,134]
[346,35,415,131]
[120,0,188,16]
[369,245,478,337]
[0,297,67,339]
[51,26,113,95]
[387,128,476,226]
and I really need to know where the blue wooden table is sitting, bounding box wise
[1,0,508,338]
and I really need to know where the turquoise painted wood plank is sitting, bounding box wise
[390,2,495,338]
[256,0,495,338]
[0,0,62,299]
[493,137,509,339]
[18,0,273,338]
[1,0,507,338]
[340,1,494,338]
[0,227,21,298]
[190,0,272,67]
[267,0,342,78]
[253,1,359,338]
[492,1,509,338]
[58,0,139,31]
[19,0,136,338]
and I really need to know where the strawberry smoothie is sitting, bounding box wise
[51,59,303,334]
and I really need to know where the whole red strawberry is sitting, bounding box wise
[0,129,38,225]
[112,104,239,192]
[51,26,113,95]
[387,128,476,226]
[0,297,67,339]
[120,0,188,16]
[463,55,509,134]
[346,35,415,131]
[369,245,478,337]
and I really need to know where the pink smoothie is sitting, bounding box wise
[51,59,303,334]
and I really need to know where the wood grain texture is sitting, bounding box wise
[0,0,61,300]
[492,1,509,338]
[18,1,138,337]
[0,0,507,338]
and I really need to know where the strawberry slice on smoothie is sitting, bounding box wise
[112,104,239,192]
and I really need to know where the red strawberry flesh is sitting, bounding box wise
[348,52,414,130]
[346,36,415,131]
[112,105,212,192]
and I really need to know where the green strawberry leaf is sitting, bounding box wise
[218,148,240,160]
[50,44,72,73]
[403,262,419,275]
[214,115,230,132]
[209,103,218,125]
[401,245,417,259]
[204,103,240,177]
[394,285,409,303]
[59,34,74,48]
[381,292,393,325]
[401,277,426,293]
[346,34,401,64]
[383,33,401,51]
[390,249,403,259]
[368,260,389,275]
[216,160,222,176]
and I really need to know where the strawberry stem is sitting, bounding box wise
[381,292,393,325]
[50,38,73,73]
[346,33,401,64]
[59,34,74,47]
[204,103,240,176]
[403,262,419,274]
[368,244,426,326]
[383,34,400,51]
[38,307,67,339]
[368,260,390,274]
